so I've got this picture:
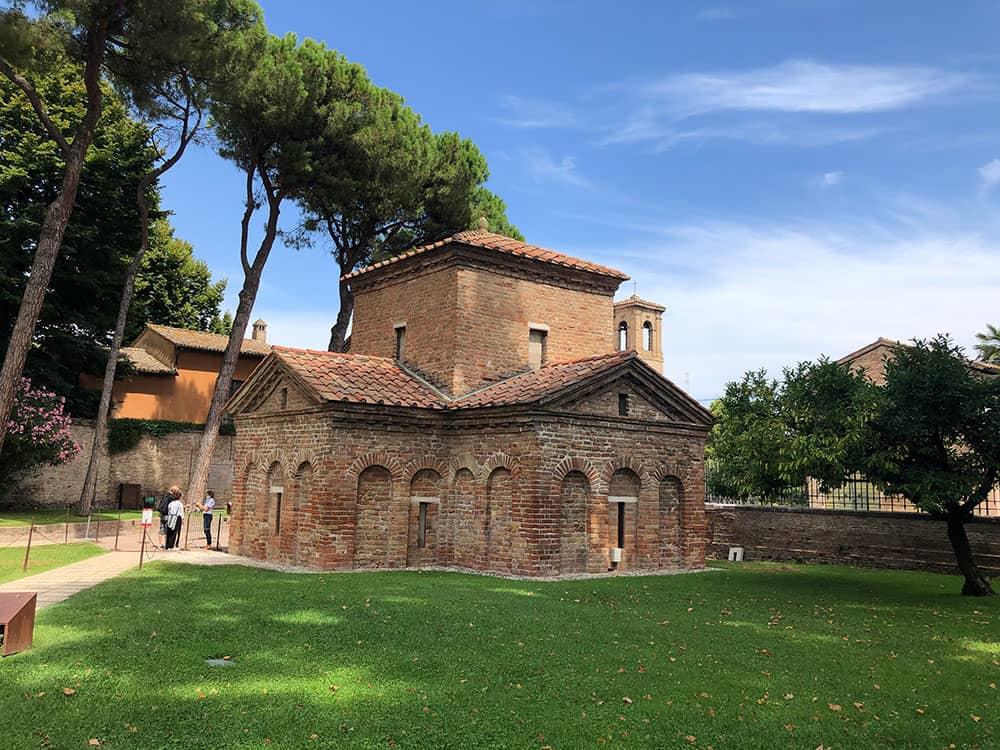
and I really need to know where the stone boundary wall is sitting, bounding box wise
[0,519,141,546]
[706,504,1000,576]
[8,420,234,509]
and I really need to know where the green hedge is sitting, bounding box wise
[108,419,236,455]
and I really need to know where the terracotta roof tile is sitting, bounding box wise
[272,347,445,409]
[120,347,176,375]
[148,324,271,356]
[344,229,629,282]
[450,351,635,408]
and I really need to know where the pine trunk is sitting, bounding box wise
[186,187,281,507]
[0,137,94,457]
[946,513,996,596]
[327,277,354,352]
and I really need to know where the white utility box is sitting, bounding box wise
[728,546,745,562]
[610,547,623,563]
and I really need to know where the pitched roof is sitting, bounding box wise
[271,347,445,409]
[120,347,176,375]
[147,324,271,357]
[838,337,1000,377]
[614,294,666,312]
[451,351,634,408]
[343,229,629,282]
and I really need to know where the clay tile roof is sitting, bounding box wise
[343,229,629,282]
[147,324,271,357]
[272,347,445,409]
[120,347,176,375]
[451,351,635,409]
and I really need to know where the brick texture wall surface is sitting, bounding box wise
[349,254,617,396]
[706,504,1000,576]
[230,403,708,577]
[9,420,234,508]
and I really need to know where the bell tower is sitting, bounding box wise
[613,295,665,371]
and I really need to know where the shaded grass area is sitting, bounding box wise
[1,562,996,749]
[0,542,106,584]
[0,510,146,527]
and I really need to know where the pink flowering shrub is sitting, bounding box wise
[0,377,81,483]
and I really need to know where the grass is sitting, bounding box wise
[0,542,106,584]
[0,562,996,749]
[0,509,146,527]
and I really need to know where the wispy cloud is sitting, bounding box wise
[494,95,579,129]
[523,149,593,188]
[821,170,845,186]
[639,60,969,117]
[978,158,1000,187]
[697,7,736,21]
[584,211,1000,401]
[612,120,883,150]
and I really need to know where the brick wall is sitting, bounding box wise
[349,249,620,396]
[706,504,1000,576]
[9,420,234,508]
[230,402,708,577]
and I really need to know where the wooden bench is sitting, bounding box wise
[0,592,37,657]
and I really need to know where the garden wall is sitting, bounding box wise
[8,420,234,508]
[706,504,1000,576]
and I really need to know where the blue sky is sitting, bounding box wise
[159,0,1000,403]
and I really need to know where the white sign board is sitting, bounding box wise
[141,508,153,527]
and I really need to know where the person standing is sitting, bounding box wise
[157,486,180,548]
[165,489,185,550]
[198,490,216,548]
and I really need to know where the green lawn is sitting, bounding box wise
[0,542,106,584]
[0,509,146,527]
[1,562,996,749]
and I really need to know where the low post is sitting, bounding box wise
[64,505,70,544]
[139,526,147,571]
[22,518,35,572]
[215,514,223,551]
[84,513,91,541]
[95,515,101,544]
[182,508,191,550]
[113,506,122,551]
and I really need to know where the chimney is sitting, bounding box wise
[251,319,267,343]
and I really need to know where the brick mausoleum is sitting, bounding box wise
[227,229,713,577]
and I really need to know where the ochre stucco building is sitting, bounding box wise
[107,322,270,422]
[227,230,712,576]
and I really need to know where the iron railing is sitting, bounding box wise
[707,473,1000,518]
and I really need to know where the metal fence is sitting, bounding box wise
[707,473,1000,518]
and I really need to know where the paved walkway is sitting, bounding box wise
[0,540,239,609]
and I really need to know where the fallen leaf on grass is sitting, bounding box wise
[685,736,696,744]
[328,685,339,692]
[972,715,981,723]
[622,697,633,704]
[63,688,75,697]
[784,724,794,731]
[916,708,925,715]
[828,703,841,712]
[88,740,100,747]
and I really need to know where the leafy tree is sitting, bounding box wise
[296,104,522,352]
[76,1,261,513]
[128,220,228,339]
[186,34,374,505]
[712,338,999,596]
[863,337,999,596]
[0,55,156,418]
[0,377,81,492]
[707,371,794,500]
[0,0,259,457]
[975,323,1000,362]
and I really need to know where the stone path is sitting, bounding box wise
[0,538,240,609]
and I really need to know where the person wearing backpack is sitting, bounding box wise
[165,489,185,550]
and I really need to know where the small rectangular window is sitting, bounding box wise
[274,491,282,536]
[618,393,630,416]
[528,328,547,369]
[395,325,407,361]
[279,387,288,410]
[417,501,428,549]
